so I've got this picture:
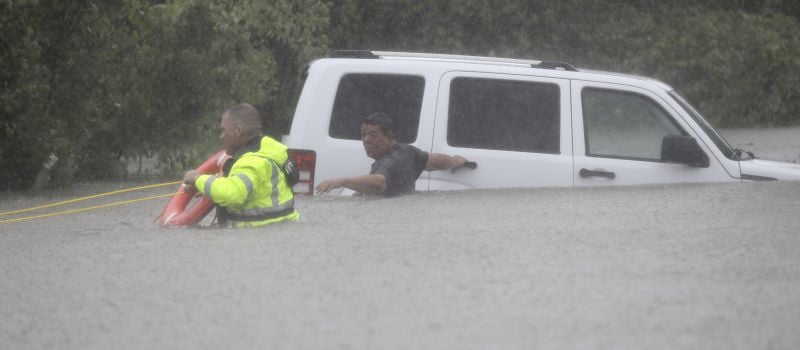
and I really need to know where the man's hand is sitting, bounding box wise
[316,178,345,194]
[450,155,467,169]
[183,170,201,188]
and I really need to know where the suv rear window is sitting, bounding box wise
[447,77,560,154]
[329,74,424,143]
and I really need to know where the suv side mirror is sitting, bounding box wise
[661,135,709,167]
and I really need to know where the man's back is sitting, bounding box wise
[198,136,299,227]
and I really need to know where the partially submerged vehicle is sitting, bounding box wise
[282,50,800,195]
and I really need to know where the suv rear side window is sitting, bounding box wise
[329,74,424,143]
[447,77,560,154]
[582,88,684,161]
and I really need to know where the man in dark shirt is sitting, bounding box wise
[316,113,470,197]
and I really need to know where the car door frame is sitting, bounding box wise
[570,79,739,186]
[428,71,574,190]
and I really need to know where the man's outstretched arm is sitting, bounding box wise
[316,174,387,194]
[426,153,466,171]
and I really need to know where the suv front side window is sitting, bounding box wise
[329,74,424,143]
[582,88,685,161]
[447,77,560,154]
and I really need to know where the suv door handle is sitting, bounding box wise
[579,168,616,179]
[451,160,478,173]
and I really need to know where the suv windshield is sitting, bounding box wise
[669,91,736,159]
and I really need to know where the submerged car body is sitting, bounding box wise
[282,51,800,194]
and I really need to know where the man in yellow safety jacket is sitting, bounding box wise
[183,103,299,228]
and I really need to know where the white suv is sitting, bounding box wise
[282,50,800,195]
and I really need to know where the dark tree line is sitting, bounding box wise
[2,0,799,190]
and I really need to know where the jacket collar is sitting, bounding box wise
[231,135,262,159]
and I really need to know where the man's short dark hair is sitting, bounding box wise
[361,112,394,136]
[224,103,262,138]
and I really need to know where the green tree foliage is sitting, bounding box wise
[1,1,107,189]
[82,0,329,177]
[1,0,798,190]
[644,10,800,127]
[330,0,800,127]
[0,0,329,190]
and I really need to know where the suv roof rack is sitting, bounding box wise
[330,50,578,72]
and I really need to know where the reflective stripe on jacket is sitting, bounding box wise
[194,136,299,228]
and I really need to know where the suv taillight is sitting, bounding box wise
[288,149,316,195]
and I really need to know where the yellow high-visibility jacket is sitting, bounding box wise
[194,136,299,228]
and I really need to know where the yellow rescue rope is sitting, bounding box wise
[0,181,181,224]
[0,193,176,224]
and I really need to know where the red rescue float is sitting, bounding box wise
[158,150,229,227]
